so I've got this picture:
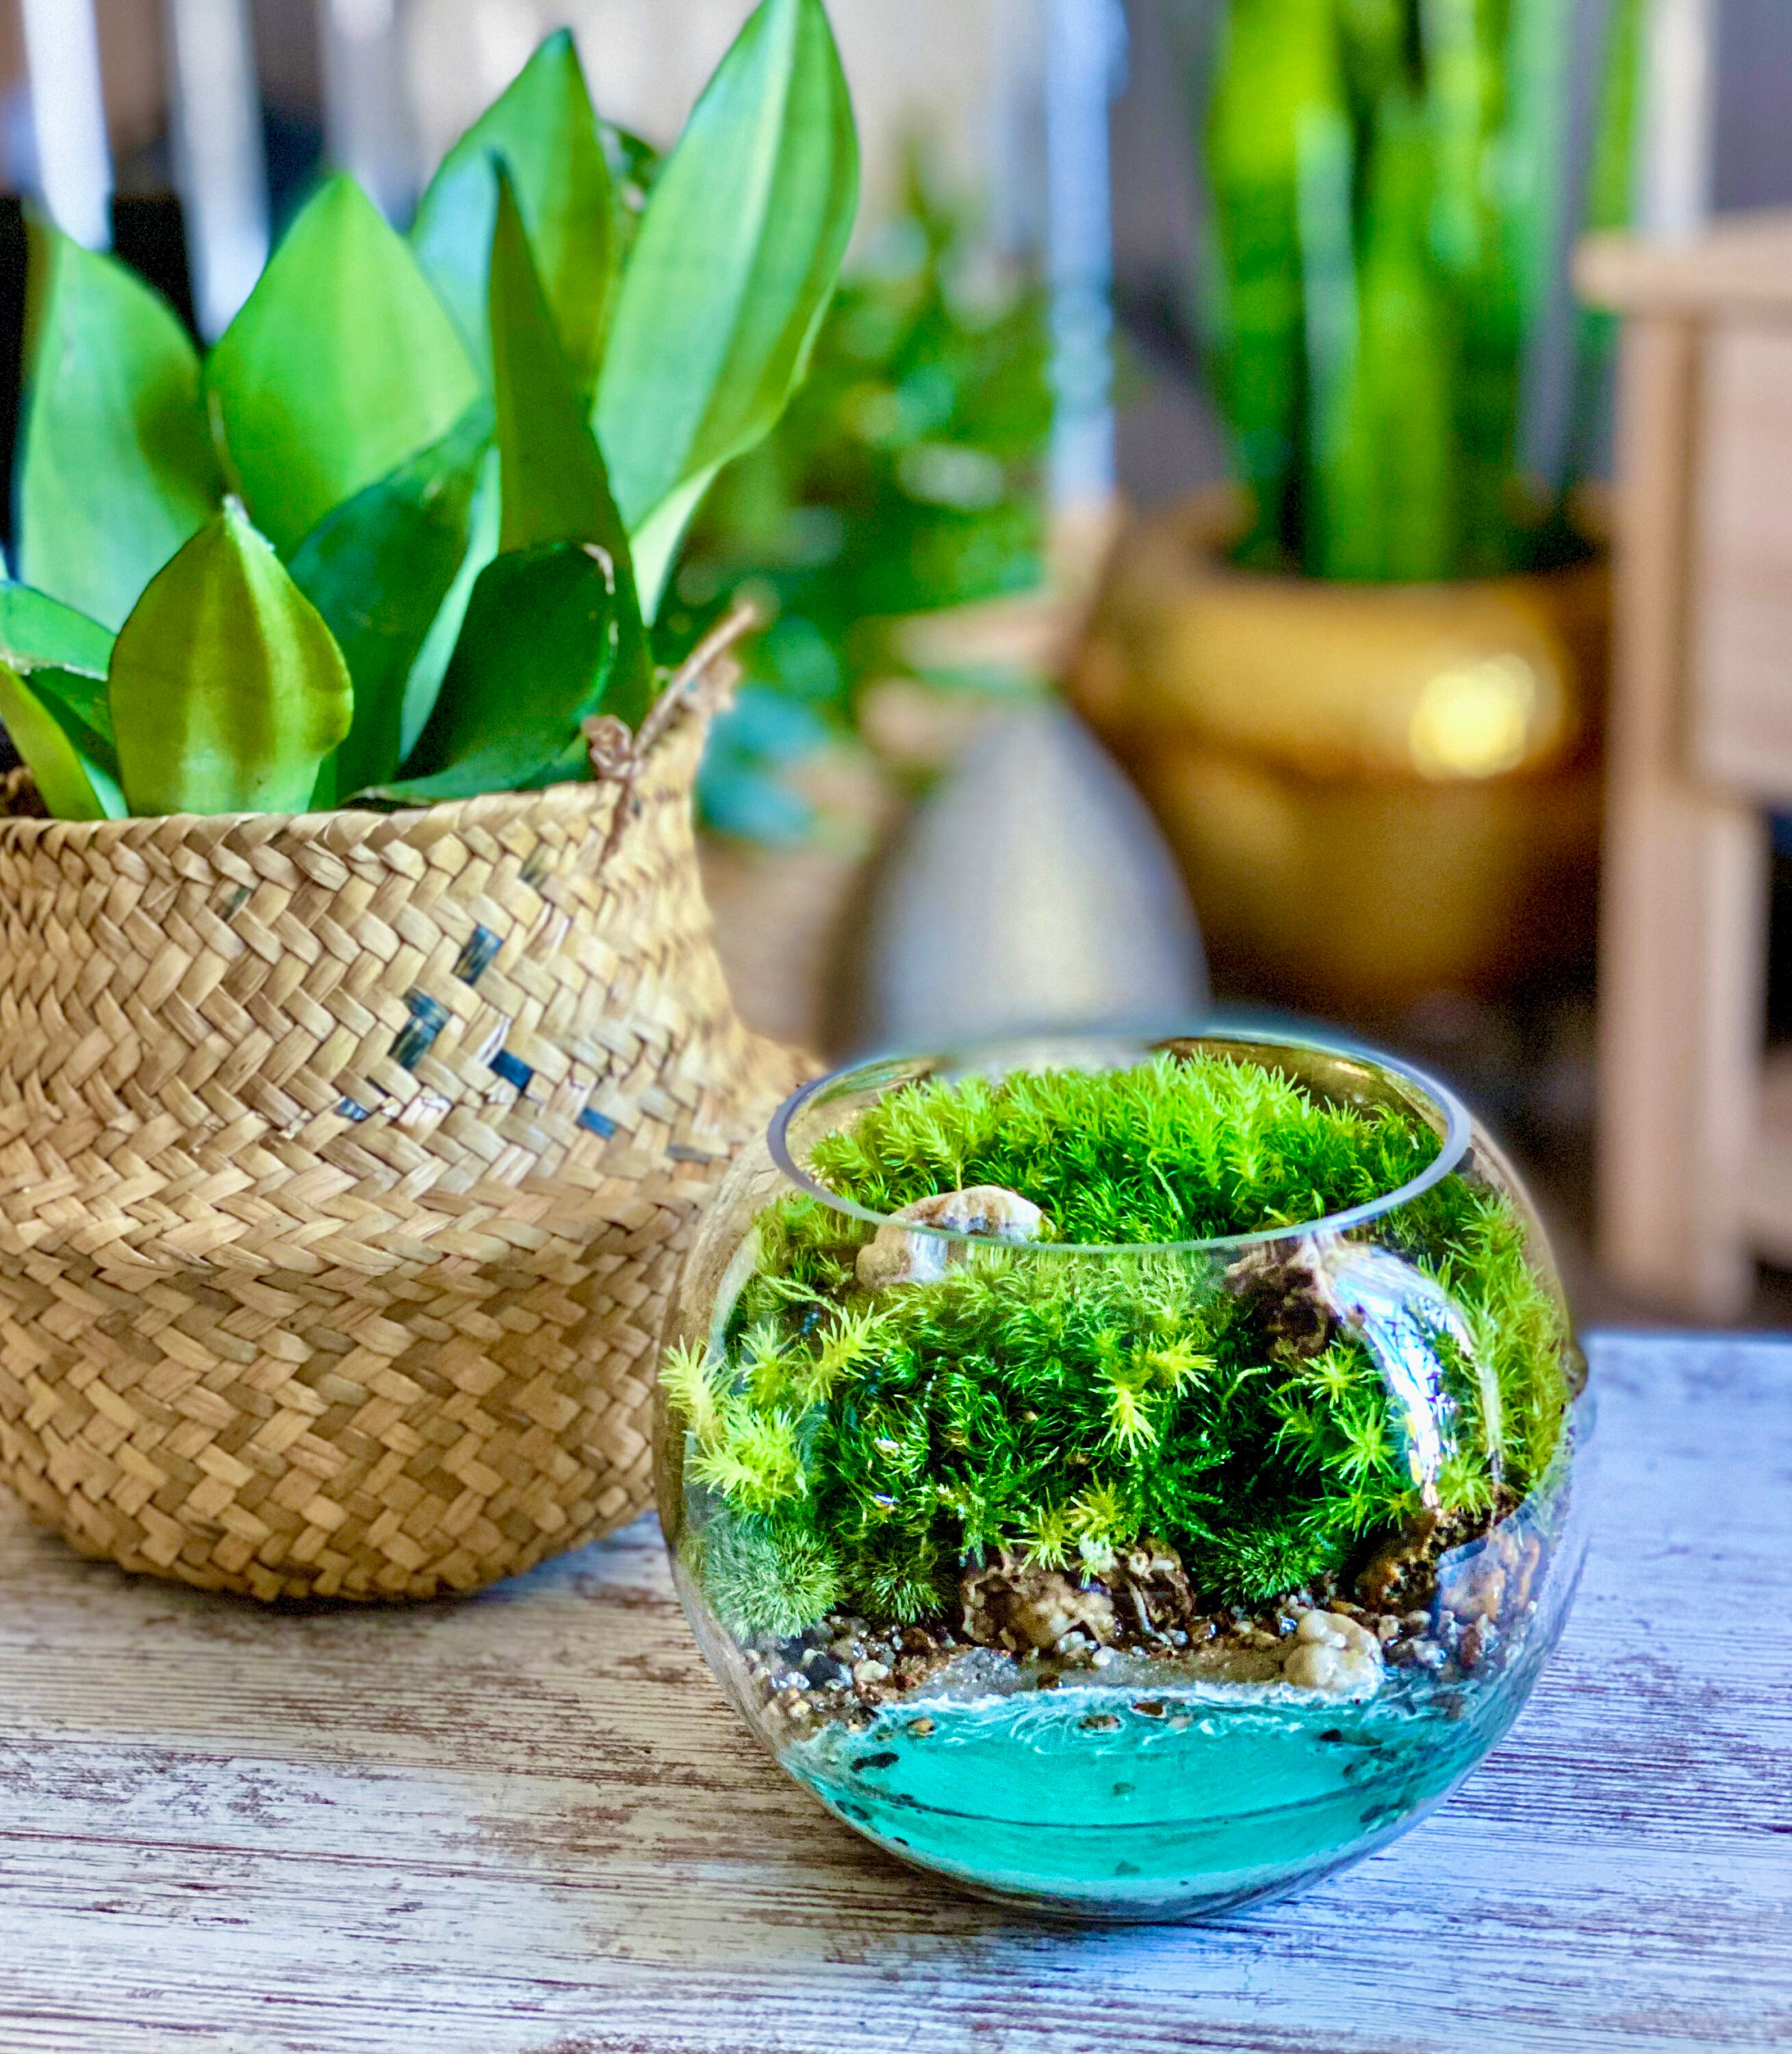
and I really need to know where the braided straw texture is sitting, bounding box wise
[0,684,808,1601]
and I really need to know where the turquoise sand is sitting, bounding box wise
[782,1668,1531,1918]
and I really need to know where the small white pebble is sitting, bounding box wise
[1296,1610,1347,1649]
[853,1659,891,1686]
[1285,1640,1342,1690]
[1285,1641,1383,1697]
[1286,1614,1385,1697]
[1296,1608,1381,1658]
[856,1186,1046,1289]
[1090,1647,1114,1669]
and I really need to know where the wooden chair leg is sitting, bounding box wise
[1598,781,1766,1317]
[1597,316,1767,1317]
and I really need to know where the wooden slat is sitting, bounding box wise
[0,1331,1788,2053]
[1689,322,1792,797]
[1577,209,1792,316]
[1596,316,1767,1317]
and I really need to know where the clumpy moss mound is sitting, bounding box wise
[804,1056,1442,1243]
[665,1054,1575,1638]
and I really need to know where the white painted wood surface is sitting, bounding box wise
[0,1332,1787,2053]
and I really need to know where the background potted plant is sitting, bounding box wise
[0,0,855,1601]
[1072,0,1643,1024]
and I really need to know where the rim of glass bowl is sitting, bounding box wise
[767,1026,1474,1256]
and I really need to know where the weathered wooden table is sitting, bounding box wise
[1,1332,1787,2053]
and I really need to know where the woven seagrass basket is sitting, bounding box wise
[0,628,808,1600]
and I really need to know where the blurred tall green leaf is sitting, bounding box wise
[1567,0,1646,477]
[1202,0,1642,581]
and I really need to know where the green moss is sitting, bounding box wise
[693,1513,843,1640]
[669,1055,1575,1634]
[806,1055,1440,1244]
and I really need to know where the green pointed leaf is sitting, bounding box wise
[111,500,355,815]
[489,171,652,726]
[24,664,115,761]
[17,223,222,630]
[595,0,858,616]
[0,584,117,753]
[206,176,481,556]
[410,30,618,392]
[388,543,619,802]
[0,583,115,679]
[400,446,500,761]
[288,401,492,798]
[0,661,125,820]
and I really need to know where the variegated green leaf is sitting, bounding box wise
[0,581,114,680]
[111,500,354,815]
[288,403,492,798]
[0,661,124,820]
[385,542,619,802]
[0,583,117,758]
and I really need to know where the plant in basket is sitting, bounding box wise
[658,1032,1589,1918]
[0,0,854,1601]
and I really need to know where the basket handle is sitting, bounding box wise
[582,600,760,870]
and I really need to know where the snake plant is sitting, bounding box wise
[0,0,858,821]
[1203,0,1642,581]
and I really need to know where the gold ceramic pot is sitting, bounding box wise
[1068,495,1607,1019]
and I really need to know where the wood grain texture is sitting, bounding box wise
[0,1331,1788,2054]
[1596,316,1767,1317]
[1577,209,1792,316]
[1691,322,1792,801]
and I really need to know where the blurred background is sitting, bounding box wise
[3,0,1792,1322]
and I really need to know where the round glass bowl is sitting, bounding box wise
[656,1031,1588,1921]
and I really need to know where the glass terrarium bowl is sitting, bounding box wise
[656,1030,1589,1922]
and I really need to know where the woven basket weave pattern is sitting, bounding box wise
[0,709,804,1599]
